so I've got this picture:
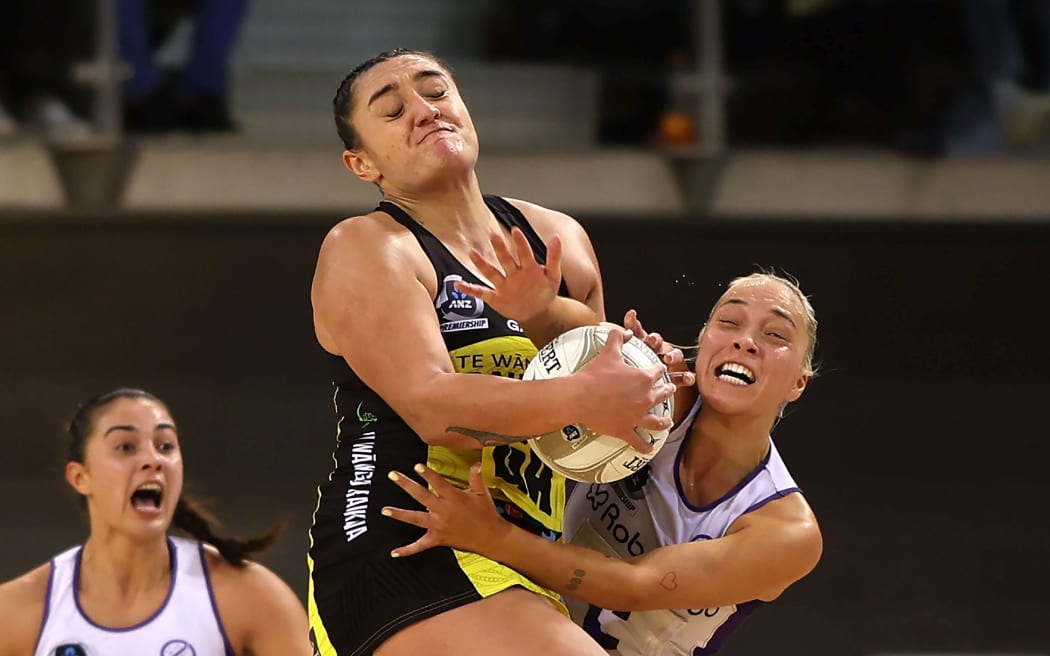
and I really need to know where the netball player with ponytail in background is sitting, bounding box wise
[0,388,312,656]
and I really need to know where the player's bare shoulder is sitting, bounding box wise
[201,547,309,654]
[503,197,588,242]
[733,491,819,536]
[0,563,50,655]
[201,546,288,611]
[318,210,419,262]
[735,493,822,572]
[312,209,435,348]
[316,209,435,283]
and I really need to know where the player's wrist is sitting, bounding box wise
[516,295,559,328]
[484,520,535,568]
[535,376,584,430]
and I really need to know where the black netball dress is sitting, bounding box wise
[308,196,571,656]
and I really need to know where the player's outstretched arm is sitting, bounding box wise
[384,464,821,611]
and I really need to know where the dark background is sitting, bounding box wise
[1,213,1047,655]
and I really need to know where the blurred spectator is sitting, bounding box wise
[120,0,250,133]
[785,0,845,16]
[723,0,980,153]
[0,0,94,140]
[931,0,1050,154]
[483,0,691,146]
[907,0,1050,154]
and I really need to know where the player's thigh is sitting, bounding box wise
[375,587,605,656]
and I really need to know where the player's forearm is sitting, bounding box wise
[520,295,603,348]
[405,373,585,448]
[482,527,649,611]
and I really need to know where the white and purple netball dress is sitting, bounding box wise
[35,535,233,656]
[563,399,803,656]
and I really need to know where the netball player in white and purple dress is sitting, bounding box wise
[383,272,824,655]
[0,389,312,656]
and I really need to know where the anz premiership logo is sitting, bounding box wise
[436,274,489,333]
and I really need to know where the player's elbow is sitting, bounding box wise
[400,372,504,448]
[788,516,823,580]
[763,520,824,601]
[798,522,823,578]
[398,402,446,445]
[398,386,466,446]
[384,374,442,440]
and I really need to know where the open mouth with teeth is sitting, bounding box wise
[130,483,164,512]
[715,362,756,386]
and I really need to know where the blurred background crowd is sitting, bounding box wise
[3,0,1050,216]
[2,0,1049,154]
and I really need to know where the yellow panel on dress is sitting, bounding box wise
[452,548,569,617]
[431,336,566,533]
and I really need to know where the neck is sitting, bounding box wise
[383,173,497,245]
[680,407,774,505]
[80,528,171,599]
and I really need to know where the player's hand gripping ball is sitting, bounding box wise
[524,324,673,483]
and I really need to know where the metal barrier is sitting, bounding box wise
[49,0,136,209]
[693,0,730,158]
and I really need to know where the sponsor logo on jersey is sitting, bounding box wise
[54,645,88,656]
[436,274,489,333]
[356,401,377,430]
[342,431,376,542]
[160,640,197,656]
[585,484,645,555]
[610,481,639,513]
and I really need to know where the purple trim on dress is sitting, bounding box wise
[693,599,763,655]
[743,488,801,515]
[198,542,236,656]
[671,400,703,510]
[72,537,178,632]
[674,435,773,513]
[33,559,57,652]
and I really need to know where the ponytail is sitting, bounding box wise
[172,493,283,567]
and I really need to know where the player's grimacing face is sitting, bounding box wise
[348,55,479,180]
[696,280,810,415]
[73,397,184,536]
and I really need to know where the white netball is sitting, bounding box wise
[524,324,673,483]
